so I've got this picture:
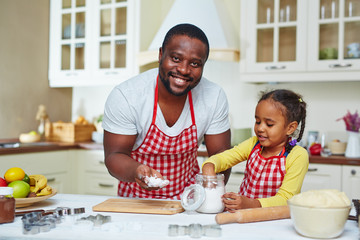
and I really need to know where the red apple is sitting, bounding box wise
[0,177,7,187]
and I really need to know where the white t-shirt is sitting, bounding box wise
[103,68,230,150]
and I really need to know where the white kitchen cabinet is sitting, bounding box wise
[301,163,342,192]
[240,0,360,83]
[0,151,73,194]
[308,0,360,75]
[342,165,360,199]
[76,149,118,196]
[49,0,139,87]
[240,0,307,75]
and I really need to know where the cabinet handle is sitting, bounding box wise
[65,72,78,76]
[105,71,119,75]
[47,178,56,182]
[99,161,105,165]
[307,168,318,172]
[265,65,286,70]
[233,171,245,175]
[99,183,114,188]
[329,63,352,68]
[351,169,356,175]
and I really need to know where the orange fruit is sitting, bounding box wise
[4,167,26,183]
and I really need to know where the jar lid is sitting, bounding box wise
[181,184,205,211]
[0,187,13,195]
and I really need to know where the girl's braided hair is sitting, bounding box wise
[259,89,307,153]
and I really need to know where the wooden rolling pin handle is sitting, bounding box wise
[215,206,290,224]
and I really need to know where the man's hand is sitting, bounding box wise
[135,164,164,191]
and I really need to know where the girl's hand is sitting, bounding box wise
[222,192,261,211]
[135,164,163,191]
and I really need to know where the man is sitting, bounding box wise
[103,23,231,200]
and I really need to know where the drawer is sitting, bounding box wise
[0,151,69,174]
[78,150,108,173]
[82,173,118,196]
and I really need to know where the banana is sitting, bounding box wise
[36,185,52,196]
[29,175,47,193]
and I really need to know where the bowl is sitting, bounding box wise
[288,189,351,239]
[19,133,40,143]
[329,141,347,155]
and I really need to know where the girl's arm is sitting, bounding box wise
[257,146,309,207]
[201,136,257,173]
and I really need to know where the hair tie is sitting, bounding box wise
[299,98,303,103]
[289,139,297,146]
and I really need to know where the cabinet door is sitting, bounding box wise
[92,0,138,83]
[301,163,342,192]
[342,165,360,199]
[0,151,72,194]
[308,0,360,74]
[49,0,92,87]
[49,0,139,87]
[242,0,307,74]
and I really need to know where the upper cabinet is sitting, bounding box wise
[240,0,360,83]
[49,0,139,87]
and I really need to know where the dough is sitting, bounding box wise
[289,189,351,208]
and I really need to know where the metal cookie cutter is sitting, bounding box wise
[168,223,221,238]
[21,207,86,235]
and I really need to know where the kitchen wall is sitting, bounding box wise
[72,0,360,145]
[0,0,72,139]
[2,1,358,143]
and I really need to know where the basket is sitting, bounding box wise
[45,122,96,143]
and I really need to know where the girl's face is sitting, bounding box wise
[254,99,297,154]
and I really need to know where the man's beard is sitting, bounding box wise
[159,72,194,97]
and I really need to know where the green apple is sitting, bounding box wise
[8,180,30,198]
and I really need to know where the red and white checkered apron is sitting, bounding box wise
[117,77,199,199]
[239,142,286,199]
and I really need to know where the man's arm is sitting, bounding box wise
[103,130,162,190]
[204,129,232,184]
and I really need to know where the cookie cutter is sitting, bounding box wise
[21,207,85,235]
[168,223,221,238]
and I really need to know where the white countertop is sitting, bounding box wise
[1,194,359,240]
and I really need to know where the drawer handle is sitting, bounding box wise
[329,63,352,68]
[99,183,114,188]
[265,65,286,70]
[233,171,245,175]
[99,161,105,165]
[308,168,318,172]
[351,169,356,175]
[47,178,56,182]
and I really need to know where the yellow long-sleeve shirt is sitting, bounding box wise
[203,136,309,207]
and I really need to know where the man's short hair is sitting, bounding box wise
[162,23,210,60]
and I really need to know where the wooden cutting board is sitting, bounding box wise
[92,198,185,215]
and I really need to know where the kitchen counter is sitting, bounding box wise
[1,140,360,166]
[0,194,358,240]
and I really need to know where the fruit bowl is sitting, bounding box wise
[19,132,40,143]
[15,189,57,208]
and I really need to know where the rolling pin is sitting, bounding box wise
[215,206,290,224]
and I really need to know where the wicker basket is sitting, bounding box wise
[45,122,96,143]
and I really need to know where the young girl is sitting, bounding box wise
[202,89,309,211]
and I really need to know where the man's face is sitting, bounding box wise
[158,35,208,96]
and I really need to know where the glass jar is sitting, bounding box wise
[0,187,15,224]
[181,174,225,214]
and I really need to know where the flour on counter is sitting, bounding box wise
[145,176,170,188]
